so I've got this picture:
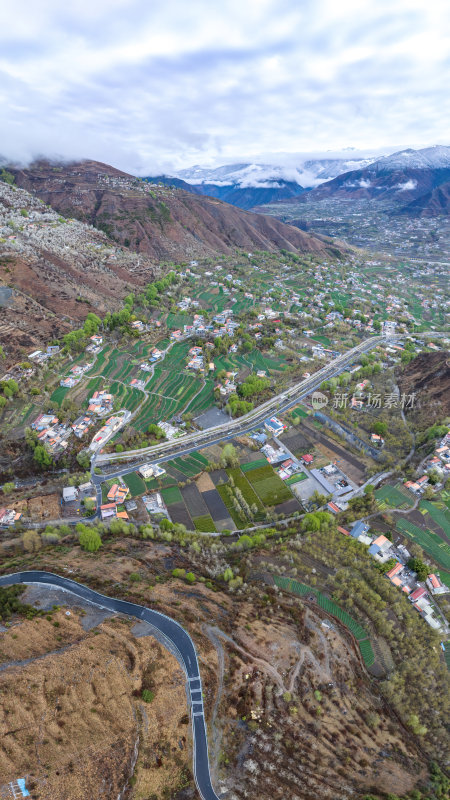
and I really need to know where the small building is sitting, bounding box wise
[264,416,285,436]
[100,503,117,520]
[349,520,370,540]
[426,573,448,595]
[63,486,78,503]
[301,454,314,465]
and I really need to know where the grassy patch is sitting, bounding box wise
[193,514,217,532]
[375,484,414,510]
[241,458,269,473]
[245,464,293,505]
[396,517,450,571]
[286,472,308,485]
[123,472,147,497]
[161,486,183,505]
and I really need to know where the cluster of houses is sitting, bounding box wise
[338,521,448,631]
[31,412,72,454]
[420,429,450,480]
[89,412,128,452]
[62,480,96,511]
[171,306,241,343]
[187,346,205,371]
[100,480,130,520]
[28,345,60,365]
[215,372,237,396]
[60,361,93,389]
[86,334,103,354]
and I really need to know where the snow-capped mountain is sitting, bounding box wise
[288,146,450,215]
[177,158,376,188]
[169,157,377,209]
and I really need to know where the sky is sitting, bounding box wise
[0,0,449,174]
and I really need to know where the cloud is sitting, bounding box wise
[0,0,448,172]
[396,179,418,190]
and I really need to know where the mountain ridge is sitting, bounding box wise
[8,159,339,258]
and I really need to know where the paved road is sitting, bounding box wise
[94,333,385,466]
[0,571,221,800]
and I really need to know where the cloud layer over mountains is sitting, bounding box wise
[0,0,448,173]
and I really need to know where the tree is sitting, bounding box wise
[407,557,428,581]
[2,482,15,495]
[220,443,238,468]
[0,396,6,410]
[372,420,387,436]
[76,450,90,469]
[33,445,52,469]
[223,568,234,582]
[79,528,102,552]
[407,713,427,736]
[84,498,96,513]
[22,529,41,552]
[427,469,441,485]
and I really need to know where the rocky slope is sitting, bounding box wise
[0,180,157,365]
[398,350,450,425]
[9,159,338,258]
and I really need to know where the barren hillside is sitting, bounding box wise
[9,160,341,259]
[0,180,157,365]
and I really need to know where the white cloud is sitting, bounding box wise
[0,0,448,172]
[396,179,418,191]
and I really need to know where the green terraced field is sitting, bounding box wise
[396,517,450,571]
[166,312,194,329]
[193,514,217,532]
[273,575,374,666]
[123,472,147,497]
[420,500,450,536]
[375,484,414,509]
[245,464,293,505]
[50,385,71,406]
[161,486,183,505]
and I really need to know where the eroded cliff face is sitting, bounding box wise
[398,350,450,425]
[0,177,157,365]
[10,159,339,259]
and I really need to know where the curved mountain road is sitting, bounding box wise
[0,571,221,800]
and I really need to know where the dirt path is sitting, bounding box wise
[202,625,226,782]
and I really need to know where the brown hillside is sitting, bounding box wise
[0,180,158,366]
[10,159,339,259]
[397,350,450,425]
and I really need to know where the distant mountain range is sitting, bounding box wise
[285,146,450,216]
[144,157,376,210]
[145,148,450,216]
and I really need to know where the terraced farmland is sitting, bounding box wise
[272,575,375,667]
[375,483,414,510]
[396,517,450,572]
[245,464,293,505]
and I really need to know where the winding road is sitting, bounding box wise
[0,571,221,800]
